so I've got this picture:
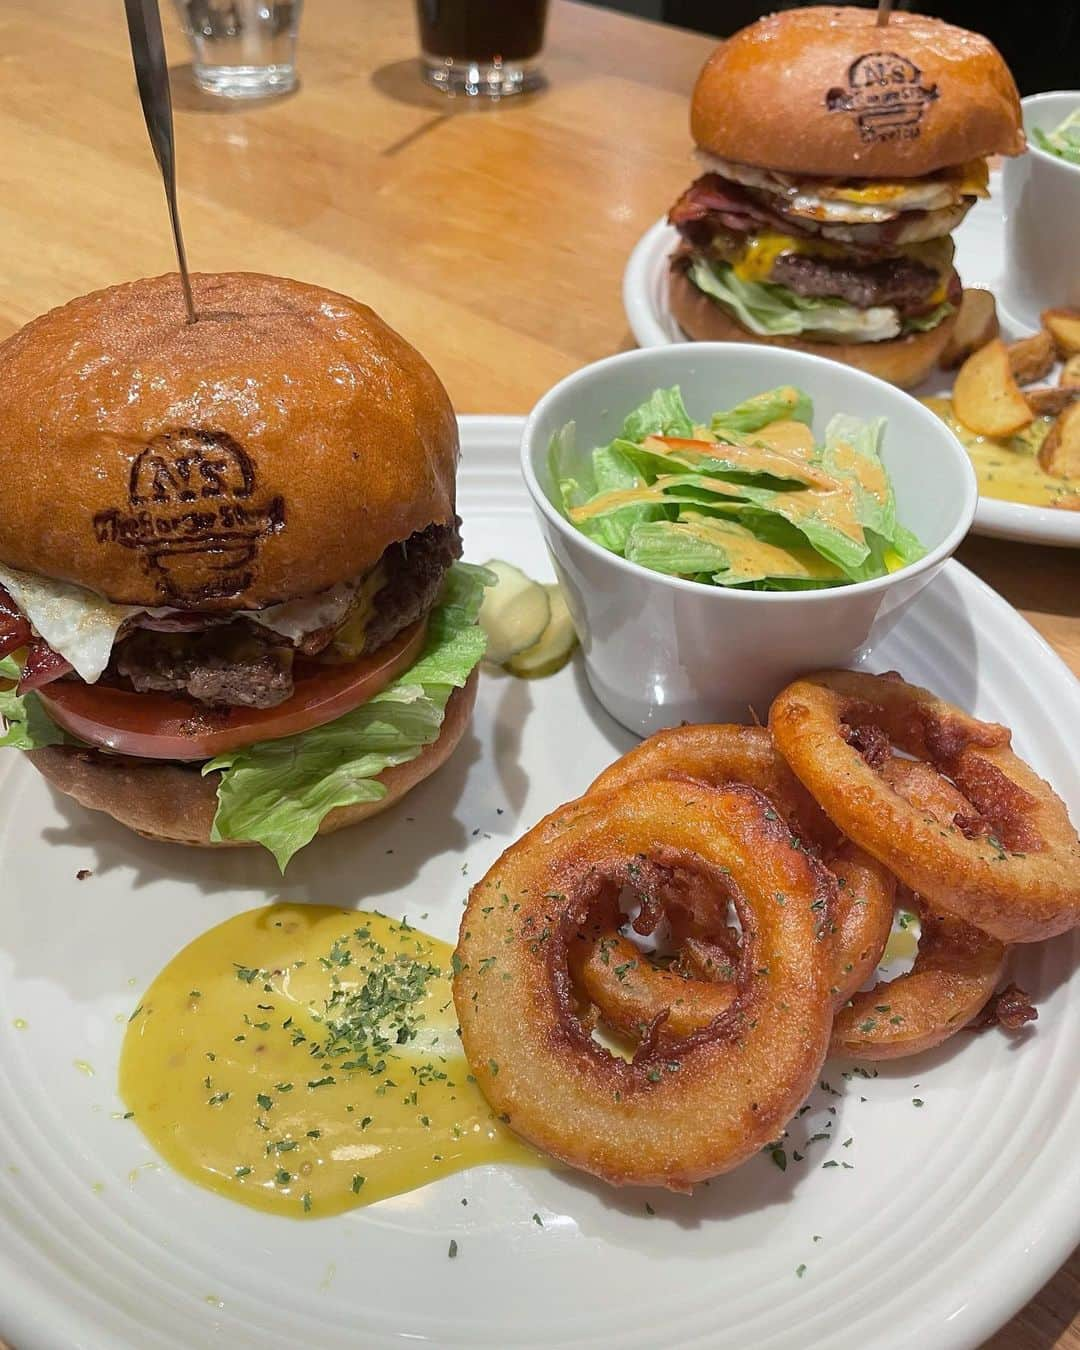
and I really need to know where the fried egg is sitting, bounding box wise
[696,153,988,223]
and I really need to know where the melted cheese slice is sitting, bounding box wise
[731,234,841,282]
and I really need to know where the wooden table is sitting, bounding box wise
[0,1,1075,1345]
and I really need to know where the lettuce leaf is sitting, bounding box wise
[902,300,955,333]
[711,385,813,434]
[618,386,693,441]
[548,404,675,554]
[820,413,925,577]
[0,654,71,750]
[625,515,844,587]
[1034,110,1080,165]
[205,562,492,871]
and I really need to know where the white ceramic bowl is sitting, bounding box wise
[521,343,978,735]
[1001,91,1080,331]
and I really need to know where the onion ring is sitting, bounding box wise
[453,780,835,1189]
[769,671,1080,942]
[831,756,1008,1059]
[831,894,1007,1059]
[573,726,894,1038]
[588,723,838,852]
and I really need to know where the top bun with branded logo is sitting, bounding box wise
[667,7,1024,388]
[0,273,489,866]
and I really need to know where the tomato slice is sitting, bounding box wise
[648,436,715,451]
[38,621,427,761]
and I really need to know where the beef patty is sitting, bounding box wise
[770,252,941,315]
[112,519,462,709]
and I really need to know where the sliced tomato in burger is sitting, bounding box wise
[37,621,427,761]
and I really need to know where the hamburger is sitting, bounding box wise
[667,7,1025,388]
[0,272,488,868]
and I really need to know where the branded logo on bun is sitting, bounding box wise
[93,429,286,603]
[826,52,940,144]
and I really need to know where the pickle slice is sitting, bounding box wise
[505,584,577,679]
[477,561,551,665]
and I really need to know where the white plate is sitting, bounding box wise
[1,416,1078,1350]
[623,174,1080,548]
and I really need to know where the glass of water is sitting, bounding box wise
[173,0,304,100]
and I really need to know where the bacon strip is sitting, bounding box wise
[0,586,31,660]
[668,173,917,252]
[668,174,800,244]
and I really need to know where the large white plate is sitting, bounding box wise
[1,416,1078,1350]
[623,174,1080,548]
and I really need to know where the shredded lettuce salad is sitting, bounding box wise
[0,562,492,870]
[686,257,954,341]
[549,385,924,591]
[1033,108,1080,165]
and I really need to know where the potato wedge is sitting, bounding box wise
[939,288,999,369]
[1024,386,1080,416]
[1038,402,1080,478]
[1042,309,1080,357]
[1006,329,1056,385]
[1060,355,1080,389]
[953,338,1033,437]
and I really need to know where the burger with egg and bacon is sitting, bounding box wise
[0,272,489,869]
[667,7,1025,387]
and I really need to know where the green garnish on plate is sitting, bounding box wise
[549,385,924,589]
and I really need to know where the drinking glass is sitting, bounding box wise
[173,0,304,100]
[414,0,549,98]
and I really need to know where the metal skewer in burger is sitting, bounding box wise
[667,6,1025,387]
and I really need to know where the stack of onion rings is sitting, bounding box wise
[454,669,1076,1191]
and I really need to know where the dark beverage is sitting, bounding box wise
[416,0,549,65]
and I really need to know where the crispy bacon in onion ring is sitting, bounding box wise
[769,672,1080,943]
[453,780,835,1190]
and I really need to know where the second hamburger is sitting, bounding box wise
[668,7,1024,388]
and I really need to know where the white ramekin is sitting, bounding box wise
[521,343,977,735]
[1001,91,1080,331]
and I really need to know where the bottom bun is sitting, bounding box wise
[27,671,479,849]
[668,266,957,390]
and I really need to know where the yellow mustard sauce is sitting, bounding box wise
[922,396,1079,510]
[120,906,534,1219]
